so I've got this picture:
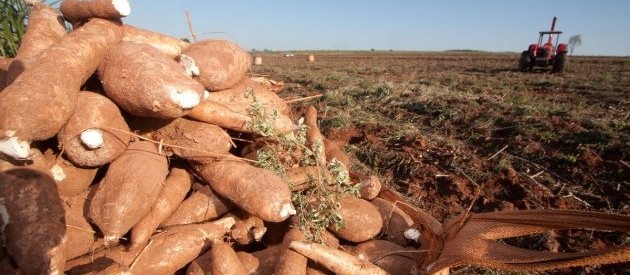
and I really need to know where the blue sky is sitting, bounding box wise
[124,0,630,56]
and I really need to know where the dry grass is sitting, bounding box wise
[252,51,629,274]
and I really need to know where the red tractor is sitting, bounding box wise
[518,17,569,73]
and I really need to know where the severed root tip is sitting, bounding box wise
[80,129,104,149]
[213,216,237,230]
[403,228,421,242]
[203,90,210,100]
[279,203,297,219]
[103,234,120,247]
[49,164,67,182]
[252,227,267,241]
[0,135,31,160]
[179,54,200,77]
[171,89,201,109]
[113,0,131,16]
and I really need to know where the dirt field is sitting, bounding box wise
[251,51,630,274]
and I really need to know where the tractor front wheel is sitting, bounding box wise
[518,51,531,72]
[552,52,568,73]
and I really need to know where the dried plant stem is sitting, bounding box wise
[231,137,253,143]
[285,94,323,104]
[487,145,508,160]
[66,224,96,234]
[185,10,197,42]
[101,126,257,164]
[505,152,573,185]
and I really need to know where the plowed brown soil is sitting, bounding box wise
[252,51,629,274]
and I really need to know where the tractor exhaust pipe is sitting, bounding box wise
[547,16,557,45]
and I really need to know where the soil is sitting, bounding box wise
[252,51,630,274]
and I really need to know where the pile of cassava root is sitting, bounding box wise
[0,1,429,274]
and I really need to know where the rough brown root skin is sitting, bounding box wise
[236,251,260,274]
[122,24,189,58]
[88,141,169,246]
[63,190,101,261]
[329,197,383,243]
[129,218,235,274]
[350,172,382,200]
[289,241,389,275]
[5,2,66,85]
[274,229,308,275]
[187,100,250,131]
[0,168,67,275]
[0,19,122,153]
[160,185,233,227]
[130,167,192,251]
[205,77,291,116]
[195,160,295,222]
[285,166,320,191]
[249,246,283,275]
[357,174,382,200]
[188,99,296,135]
[149,118,233,164]
[47,154,99,197]
[60,0,131,23]
[353,239,421,275]
[371,197,415,246]
[182,39,252,91]
[58,91,130,167]
[186,249,213,275]
[98,41,204,119]
[227,211,267,246]
[302,106,326,165]
[210,241,249,275]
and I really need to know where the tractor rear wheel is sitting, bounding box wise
[552,52,568,73]
[518,51,531,72]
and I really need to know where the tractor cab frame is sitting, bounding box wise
[518,17,569,73]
